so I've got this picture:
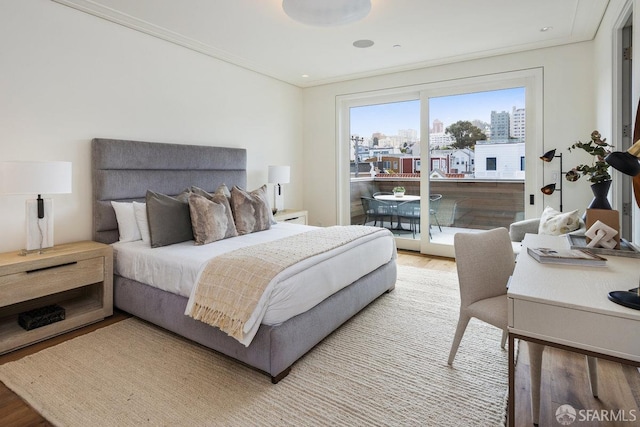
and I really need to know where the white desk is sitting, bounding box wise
[507,233,640,426]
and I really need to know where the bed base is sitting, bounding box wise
[114,259,396,383]
[92,138,398,383]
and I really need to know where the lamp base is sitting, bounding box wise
[607,290,640,310]
[26,198,53,251]
[19,247,55,256]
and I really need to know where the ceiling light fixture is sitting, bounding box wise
[540,26,553,32]
[282,0,371,27]
[353,39,374,48]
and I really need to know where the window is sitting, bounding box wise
[487,157,497,170]
[337,68,543,256]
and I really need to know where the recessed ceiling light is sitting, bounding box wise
[301,74,309,78]
[540,26,553,32]
[393,44,401,48]
[283,0,371,27]
[353,39,374,48]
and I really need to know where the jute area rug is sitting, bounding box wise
[0,266,512,426]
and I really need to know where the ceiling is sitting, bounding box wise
[51,0,610,88]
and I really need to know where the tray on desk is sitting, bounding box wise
[567,235,640,259]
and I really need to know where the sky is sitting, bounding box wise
[349,87,525,138]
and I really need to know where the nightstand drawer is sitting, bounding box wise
[283,215,306,225]
[274,210,308,225]
[0,257,105,307]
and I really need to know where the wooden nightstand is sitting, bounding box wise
[274,209,308,225]
[0,241,113,354]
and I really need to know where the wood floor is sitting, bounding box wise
[1,250,638,426]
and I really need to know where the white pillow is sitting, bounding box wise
[538,206,581,236]
[133,201,151,244]
[111,201,141,242]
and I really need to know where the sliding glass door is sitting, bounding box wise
[339,69,543,256]
[425,88,526,252]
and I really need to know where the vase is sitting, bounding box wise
[587,180,612,210]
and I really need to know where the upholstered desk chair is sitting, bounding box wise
[449,228,599,425]
[448,228,513,366]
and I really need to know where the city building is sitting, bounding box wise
[490,110,511,142]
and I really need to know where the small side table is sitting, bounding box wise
[0,241,113,354]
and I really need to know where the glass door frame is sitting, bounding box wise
[336,68,543,257]
[337,89,421,226]
[419,69,543,257]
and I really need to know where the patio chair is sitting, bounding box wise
[396,200,420,238]
[429,194,443,236]
[361,197,394,228]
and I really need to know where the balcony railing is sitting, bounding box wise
[351,175,524,232]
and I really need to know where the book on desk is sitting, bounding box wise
[526,246,607,267]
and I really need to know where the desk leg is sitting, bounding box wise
[528,343,544,426]
[509,334,515,427]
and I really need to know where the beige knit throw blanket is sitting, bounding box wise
[186,225,385,343]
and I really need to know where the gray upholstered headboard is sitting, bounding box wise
[92,138,247,244]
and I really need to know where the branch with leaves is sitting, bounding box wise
[566,131,613,184]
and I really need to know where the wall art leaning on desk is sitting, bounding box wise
[526,246,607,267]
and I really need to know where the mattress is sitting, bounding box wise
[113,223,396,327]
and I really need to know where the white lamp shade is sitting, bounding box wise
[0,161,72,195]
[268,165,290,184]
[282,0,371,26]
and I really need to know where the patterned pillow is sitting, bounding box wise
[188,194,230,245]
[230,185,272,235]
[190,186,238,239]
[538,206,581,235]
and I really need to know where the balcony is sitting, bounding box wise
[351,175,525,242]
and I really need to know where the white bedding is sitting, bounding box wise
[113,223,396,328]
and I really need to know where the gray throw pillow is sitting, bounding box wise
[146,189,193,248]
[188,194,229,245]
[190,186,238,239]
[230,185,272,235]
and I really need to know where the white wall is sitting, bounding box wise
[592,0,640,241]
[302,42,596,227]
[0,0,303,253]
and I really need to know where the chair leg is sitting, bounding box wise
[447,313,470,365]
[435,215,442,231]
[528,342,545,426]
[500,329,508,349]
[586,356,598,397]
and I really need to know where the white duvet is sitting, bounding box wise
[113,223,396,335]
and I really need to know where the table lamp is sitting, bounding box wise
[268,165,290,214]
[0,161,72,254]
[604,139,640,310]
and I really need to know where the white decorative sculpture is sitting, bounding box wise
[585,220,618,249]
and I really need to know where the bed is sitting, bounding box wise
[92,138,397,383]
